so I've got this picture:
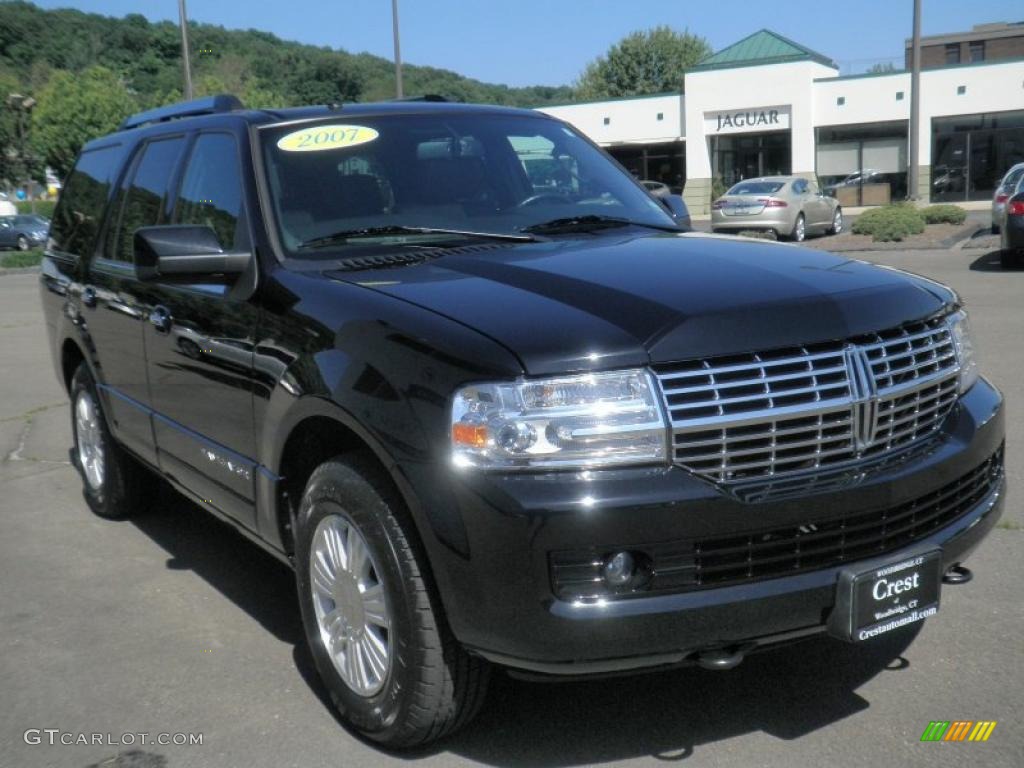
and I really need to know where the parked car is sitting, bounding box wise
[641,180,691,228]
[992,162,1024,234]
[0,214,49,250]
[711,176,842,241]
[823,169,881,196]
[932,165,965,196]
[42,95,1004,748]
[998,188,1024,268]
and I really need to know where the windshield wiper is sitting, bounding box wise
[299,225,539,249]
[522,215,680,235]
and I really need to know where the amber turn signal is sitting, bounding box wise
[452,422,488,448]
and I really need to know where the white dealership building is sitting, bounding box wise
[539,29,1024,215]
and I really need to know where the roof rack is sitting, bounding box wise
[119,94,245,131]
[391,94,449,102]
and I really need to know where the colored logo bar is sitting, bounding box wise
[920,721,997,742]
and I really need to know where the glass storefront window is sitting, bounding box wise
[932,110,1024,202]
[817,121,908,206]
[711,132,791,185]
[607,142,685,192]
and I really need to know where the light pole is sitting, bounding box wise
[178,0,194,100]
[907,0,922,201]
[392,0,403,99]
[6,93,37,213]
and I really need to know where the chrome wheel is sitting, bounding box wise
[17,235,29,251]
[794,215,805,242]
[310,513,391,697]
[75,390,105,491]
[832,209,843,234]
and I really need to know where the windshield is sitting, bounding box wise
[727,181,785,196]
[259,112,674,257]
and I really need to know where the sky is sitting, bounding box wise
[31,0,1021,87]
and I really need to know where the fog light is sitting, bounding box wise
[602,551,636,587]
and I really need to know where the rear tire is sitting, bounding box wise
[70,363,155,520]
[294,454,490,748]
[785,213,806,242]
[16,235,29,251]
[1000,249,1022,268]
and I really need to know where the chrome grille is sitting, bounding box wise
[655,317,961,483]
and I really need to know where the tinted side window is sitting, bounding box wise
[110,137,186,263]
[50,143,126,257]
[174,133,243,249]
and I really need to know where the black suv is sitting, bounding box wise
[41,95,1005,748]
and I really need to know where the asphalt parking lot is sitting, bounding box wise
[1,244,1021,768]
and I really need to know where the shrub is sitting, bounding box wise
[0,249,44,269]
[920,204,967,225]
[16,200,57,218]
[711,177,728,205]
[851,205,926,242]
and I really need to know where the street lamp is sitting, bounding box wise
[907,0,922,201]
[392,0,403,99]
[6,93,37,214]
[178,0,194,100]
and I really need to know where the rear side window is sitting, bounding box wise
[108,137,186,263]
[174,133,244,250]
[50,143,126,257]
[792,179,808,194]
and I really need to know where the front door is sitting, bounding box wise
[142,131,260,529]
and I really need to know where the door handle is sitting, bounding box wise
[149,305,172,333]
[81,286,96,308]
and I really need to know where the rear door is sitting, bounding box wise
[805,179,833,228]
[82,135,186,466]
[142,130,261,529]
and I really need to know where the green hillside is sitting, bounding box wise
[0,1,573,109]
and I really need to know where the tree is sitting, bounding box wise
[31,66,136,177]
[575,27,711,99]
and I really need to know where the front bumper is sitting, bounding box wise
[412,378,1005,676]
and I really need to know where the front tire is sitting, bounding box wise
[827,208,843,235]
[16,234,29,251]
[70,363,154,520]
[786,213,806,242]
[294,454,490,748]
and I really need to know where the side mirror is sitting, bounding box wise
[659,195,692,229]
[134,225,251,280]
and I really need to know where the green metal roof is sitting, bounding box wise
[694,29,837,71]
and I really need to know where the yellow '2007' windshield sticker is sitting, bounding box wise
[276,124,379,152]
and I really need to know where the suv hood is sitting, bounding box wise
[329,232,954,375]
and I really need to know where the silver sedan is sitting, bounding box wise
[711,176,842,242]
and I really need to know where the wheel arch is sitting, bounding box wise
[60,337,87,393]
[264,396,428,562]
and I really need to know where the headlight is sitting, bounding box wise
[450,369,667,469]
[947,309,978,393]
